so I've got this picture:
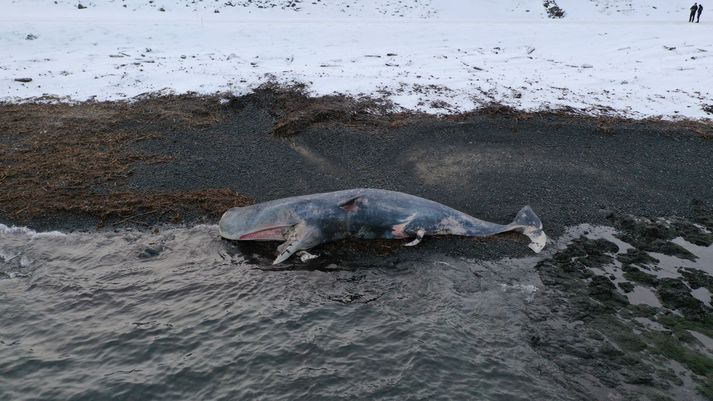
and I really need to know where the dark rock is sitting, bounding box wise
[612,215,697,260]
[622,265,659,286]
[543,0,565,18]
[656,278,708,318]
[692,199,713,231]
[621,370,654,385]
[618,281,635,293]
[553,236,619,268]
[656,366,684,387]
[529,334,542,346]
[536,236,620,291]
[650,239,696,260]
[679,267,713,292]
[671,220,713,247]
[617,248,658,268]
[626,304,658,318]
[598,342,624,357]
[589,275,629,308]
[138,246,162,259]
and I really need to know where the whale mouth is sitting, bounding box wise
[240,226,290,240]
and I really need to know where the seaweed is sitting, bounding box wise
[0,95,252,225]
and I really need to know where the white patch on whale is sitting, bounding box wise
[437,216,467,235]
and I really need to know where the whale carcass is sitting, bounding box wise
[219,188,547,264]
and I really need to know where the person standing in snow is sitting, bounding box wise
[697,4,703,22]
[690,2,698,22]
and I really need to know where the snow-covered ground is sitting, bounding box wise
[1,0,711,118]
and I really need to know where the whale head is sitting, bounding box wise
[219,204,297,241]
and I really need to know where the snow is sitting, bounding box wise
[1,0,711,118]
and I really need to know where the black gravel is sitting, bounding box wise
[125,94,713,242]
[4,91,712,260]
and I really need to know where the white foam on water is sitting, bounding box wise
[0,249,20,263]
[0,223,66,238]
[18,255,31,268]
[501,283,538,295]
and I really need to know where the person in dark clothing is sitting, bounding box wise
[697,4,703,22]
[690,3,698,22]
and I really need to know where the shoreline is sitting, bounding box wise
[2,86,712,235]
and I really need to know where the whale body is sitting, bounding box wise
[219,188,547,264]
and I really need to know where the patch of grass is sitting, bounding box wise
[653,313,713,399]
[592,315,649,353]
[608,325,649,353]
[657,314,713,338]
[651,332,713,377]
[699,377,713,400]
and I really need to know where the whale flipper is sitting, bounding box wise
[404,229,426,247]
[274,222,322,265]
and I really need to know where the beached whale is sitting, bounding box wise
[219,188,547,264]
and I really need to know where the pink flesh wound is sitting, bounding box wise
[391,223,408,238]
[240,227,287,240]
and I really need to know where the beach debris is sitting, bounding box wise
[543,0,565,18]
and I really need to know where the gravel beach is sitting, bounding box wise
[2,87,712,235]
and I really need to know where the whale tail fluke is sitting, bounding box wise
[507,205,547,253]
